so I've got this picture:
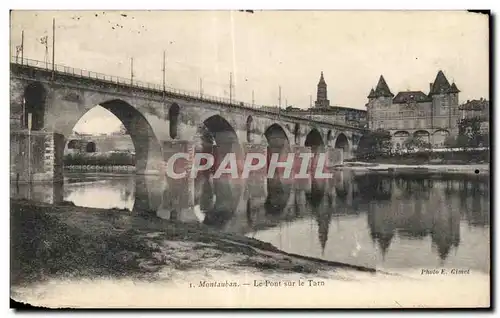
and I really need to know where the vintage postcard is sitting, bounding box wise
[9,10,490,309]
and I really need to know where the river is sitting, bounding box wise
[10,170,490,274]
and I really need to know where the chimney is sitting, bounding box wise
[429,83,433,92]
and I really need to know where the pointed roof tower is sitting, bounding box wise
[318,71,326,86]
[315,71,330,108]
[429,70,451,95]
[367,88,377,98]
[449,82,460,93]
[374,75,394,97]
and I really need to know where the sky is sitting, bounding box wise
[10,10,489,134]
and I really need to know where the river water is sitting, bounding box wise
[11,170,490,274]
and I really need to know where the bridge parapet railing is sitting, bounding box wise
[11,56,362,129]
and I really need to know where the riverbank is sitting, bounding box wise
[338,162,489,176]
[10,199,378,288]
[10,199,490,308]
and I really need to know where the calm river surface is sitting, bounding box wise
[11,170,490,273]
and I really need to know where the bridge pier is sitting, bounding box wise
[10,130,65,183]
[326,147,343,167]
[162,140,195,177]
[133,175,165,214]
[293,187,309,217]
[157,139,197,220]
[157,176,196,222]
[290,145,311,176]
[243,142,268,180]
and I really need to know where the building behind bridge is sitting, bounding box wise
[283,72,368,128]
[459,98,490,134]
[365,70,489,149]
[65,133,135,154]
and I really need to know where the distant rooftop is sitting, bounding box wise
[459,98,489,111]
[393,91,430,104]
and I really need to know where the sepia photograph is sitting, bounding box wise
[8,8,491,309]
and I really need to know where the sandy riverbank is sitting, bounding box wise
[10,199,378,287]
[10,199,490,308]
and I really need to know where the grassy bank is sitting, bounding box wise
[11,199,377,288]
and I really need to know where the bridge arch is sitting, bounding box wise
[264,123,291,154]
[23,81,48,131]
[168,103,180,139]
[394,130,410,137]
[67,139,79,149]
[393,131,410,150]
[194,176,243,229]
[264,123,291,172]
[265,177,292,217]
[334,132,350,154]
[201,114,242,173]
[432,129,450,147]
[414,130,431,144]
[69,99,163,174]
[305,128,325,152]
[85,141,96,153]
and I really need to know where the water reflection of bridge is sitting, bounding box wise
[133,171,490,261]
[11,170,489,263]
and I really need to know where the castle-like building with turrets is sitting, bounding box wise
[366,71,462,148]
[284,70,488,150]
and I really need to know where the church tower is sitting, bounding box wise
[315,71,330,108]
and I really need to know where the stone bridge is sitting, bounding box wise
[10,58,366,181]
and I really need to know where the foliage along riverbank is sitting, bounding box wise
[350,149,489,165]
[338,162,489,178]
[64,152,135,166]
[64,165,135,173]
[10,199,380,289]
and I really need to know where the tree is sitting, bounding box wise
[455,134,470,149]
[479,133,489,148]
[458,117,482,148]
[112,123,128,135]
[403,136,431,152]
[356,129,392,158]
[443,135,456,149]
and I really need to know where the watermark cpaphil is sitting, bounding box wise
[163,152,334,179]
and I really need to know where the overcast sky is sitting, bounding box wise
[11,10,489,134]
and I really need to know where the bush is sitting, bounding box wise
[64,152,135,166]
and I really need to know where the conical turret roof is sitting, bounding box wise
[374,75,394,97]
[429,70,451,95]
[449,82,460,93]
[368,88,377,98]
